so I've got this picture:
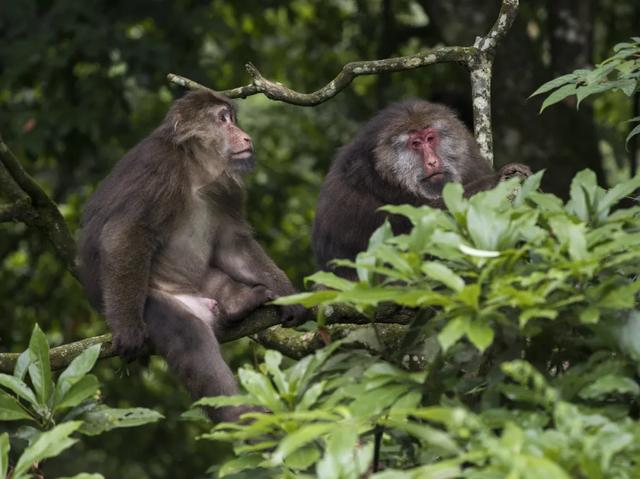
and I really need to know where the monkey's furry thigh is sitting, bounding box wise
[143,294,244,422]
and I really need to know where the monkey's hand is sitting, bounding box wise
[111,324,149,362]
[279,304,310,327]
[498,163,532,182]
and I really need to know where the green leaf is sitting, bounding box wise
[13,421,81,478]
[78,407,163,436]
[549,217,587,260]
[530,73,577,97]
[271,422,336,465]
[599,281,640,309]
[579,307,600,324]
[193,395,259,408]
[443,182,466,216]
[615,311,640,360]
[273,290,338,307]
[219,454,264,477]
[466,320,494,352]
[438,317,469,352]
[368,219,393,248]
[264,350,289,396]
[514,170,545,206]
[0,433,9,479]
[304,271,355,292]
[13,350,31,381]
[539,83,578,112]
[626,122,640,145]
[284,445,321,470]
[0,374,38,407]
[385,418,459,453]
[0,394,33,421]
[316,425,365,479]
[579,375,640,399]
[597,174,640,214]
[297,381,325,411]
[238,368,285,412]
[567,169,600,222]
[55,375,100,411]
[422,262,465,292]
[522,455,571,478]
[576,83,613,107]
[27,324,53,408]
[57,344,101,389]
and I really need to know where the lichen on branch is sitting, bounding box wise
[168,0,519,165]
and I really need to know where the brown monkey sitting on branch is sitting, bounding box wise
[79,90,307,421]
[313,100,531,279]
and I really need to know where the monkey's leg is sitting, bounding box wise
[144,294,248,422]
[202,269,276,324]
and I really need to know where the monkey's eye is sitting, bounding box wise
[218,110,232,123]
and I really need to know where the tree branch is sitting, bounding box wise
[0,135,78,276]
[0,198,31,222]
[0,304,417,373]
[167,0,520,165]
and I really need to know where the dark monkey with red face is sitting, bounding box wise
[79,90,307,420]
[313,100,531,279]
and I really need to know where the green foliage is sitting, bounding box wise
[531,37,640,143]
[205,172,640,478]
[0,325,162,477]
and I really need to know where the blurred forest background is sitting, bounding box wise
[0,0,638,477]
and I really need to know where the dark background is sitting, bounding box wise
[1,0,638,476]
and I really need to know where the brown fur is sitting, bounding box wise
[79,90,307,421]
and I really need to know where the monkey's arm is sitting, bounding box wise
[100,223,157,360]
[462,162,532,198]
[214,231,294,296]
[213,231,308,325]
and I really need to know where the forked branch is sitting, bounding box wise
[168,0,519,164]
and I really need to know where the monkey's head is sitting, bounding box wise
[166,90,255,174]
[369,100,487,201]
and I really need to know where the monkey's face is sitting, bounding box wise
[373,103,474,201]
[207,104,255,174]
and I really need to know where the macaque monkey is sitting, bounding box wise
[79,90,307,421]
[313,99,531,278]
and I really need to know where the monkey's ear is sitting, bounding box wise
[172,113,182,134]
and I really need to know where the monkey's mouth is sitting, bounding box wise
[423,171,446,182]
[231,149,253,159]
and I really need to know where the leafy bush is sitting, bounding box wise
[532,37,640,144]
[193,171,640,478]
[0,325,163,478]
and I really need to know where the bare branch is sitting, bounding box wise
[0,135,78,276]
[167,0,520,164]
[171,50,473,107]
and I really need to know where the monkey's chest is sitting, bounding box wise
[151,202,218,290]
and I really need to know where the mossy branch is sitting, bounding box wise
[168,0,519,164]
[0,135,78,277]
[0,304,417,373]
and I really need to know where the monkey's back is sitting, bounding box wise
[78,133,189,310]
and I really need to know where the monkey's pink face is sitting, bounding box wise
[212,105,255,173]
[378,122,463,200]
[407,127,446,185]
